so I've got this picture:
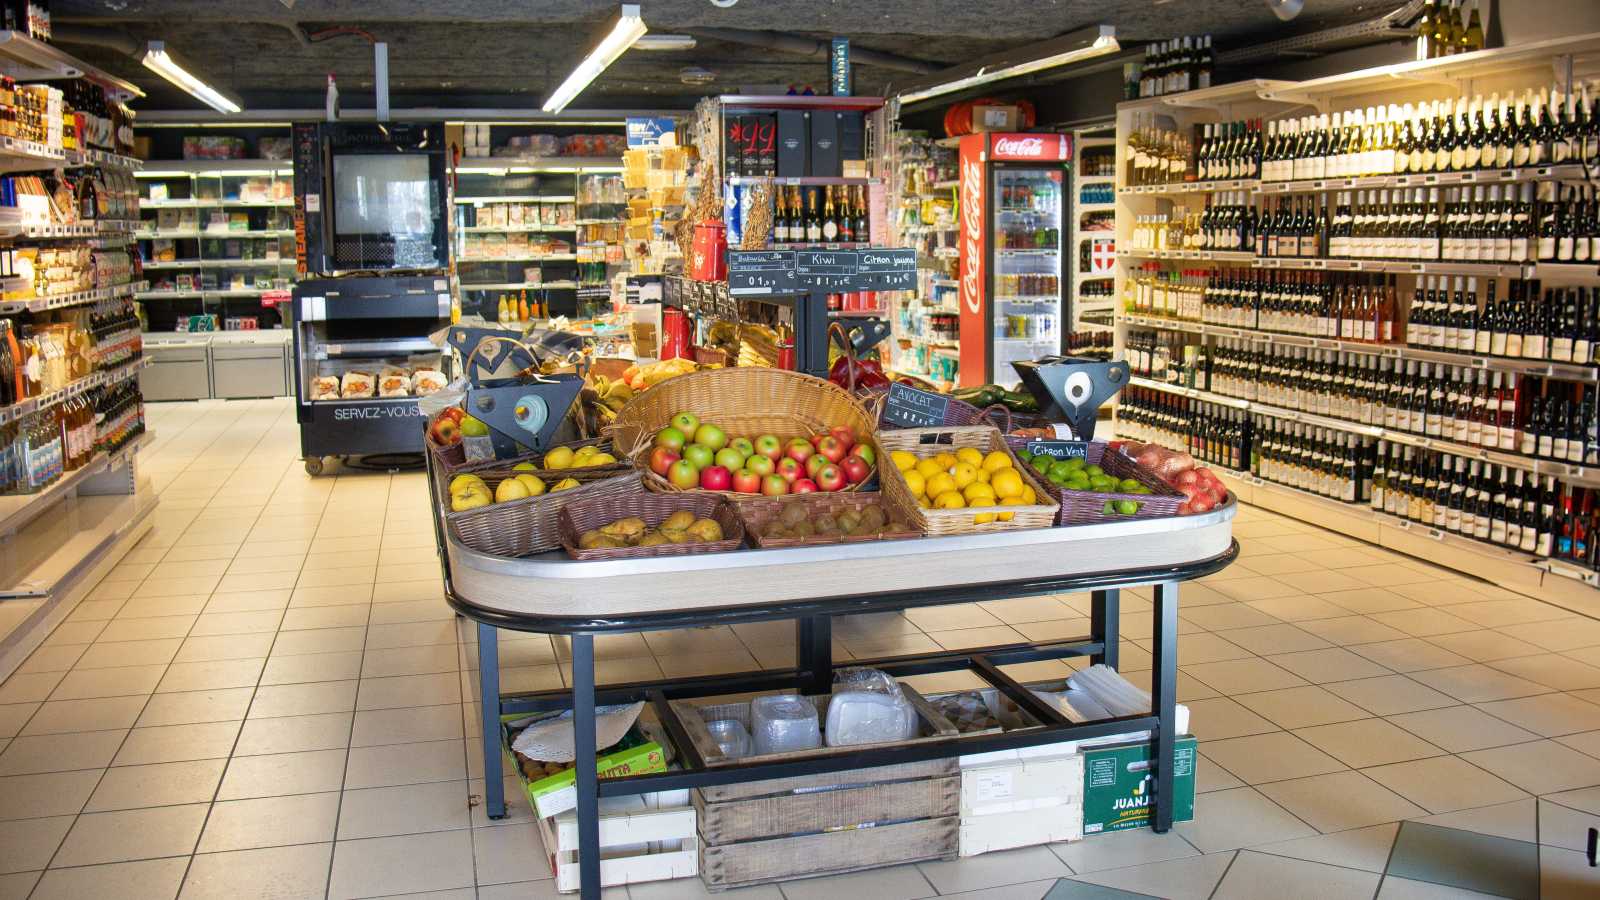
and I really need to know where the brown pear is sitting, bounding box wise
[662,510,697,532]
[601,517,646,538]
[687,518,724,542]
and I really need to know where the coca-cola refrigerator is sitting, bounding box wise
[957,132,1071,388]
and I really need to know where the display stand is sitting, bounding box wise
[427,445,1235,900]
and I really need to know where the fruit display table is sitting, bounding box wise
[426,450,1237,900]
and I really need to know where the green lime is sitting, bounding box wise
[1063,457,1086,470]
[1101,501,1116,514]
[1131,485,1152,494]
[1119,478,1142,493]
[1031,457,1052,474]
[1067,476,1091,490]
[1084,465,1105,478]
[1115,500,1142,515]
[1089,474,1114,491]
[1049,472,1069,486]
[1015,449,1033,464]
[1048,460,1073,480]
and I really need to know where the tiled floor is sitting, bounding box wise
[0,397,1598,899]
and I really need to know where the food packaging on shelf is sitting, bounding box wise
[825,666,918,747]
[750,695,822,755]
[705,720,752,759]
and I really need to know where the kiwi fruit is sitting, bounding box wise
[847,524,876,536]
[662,510,698,532]
[792,521,816,536]
[859,506,887,528]
[778,502,809,528]
[822,527,846,537]
[837,512,860,532]
[814,514,838,532]
[762,521,787,537]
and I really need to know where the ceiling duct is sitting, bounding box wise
[50,24,140,57]
[1218,0,1422,66]
[683,27,939,74]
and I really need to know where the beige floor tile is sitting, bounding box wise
[345,738,466,790]
[1180,603,1283,631]
[1049,820,1201,873]
[1499,617,1600,652]
[326,829,475,900]
[201,590,292,615]
[53,803,209,866]
[1318,586,1424,615]
[1202,731,1347,785]
[198,791,340,852]
[1294,717,1446,768]
[0,869,38,898]
[1489,654,1600,691]
[1473,692,1600,737]
[170,633,275,665]
[361,645,459,679]
[0,728,124,776]
[365,620,457,650]
[85,758,227,813]
[188,609,285,636]
[19,695,145,736]
[95,614,196,643]
[0,769,100,821]
[975,596,1078,624]
[1461,739,1600,794]
[0,704,31,740]
[1345,638,1474,674]
[217,748,348,800]
[1180,696,1280,740]
[1367,607,1480,638]
[28,857,188,900]
[1069,848,1235,900]
[233,712,353,757]
[1266,647,1394,684]
[269,626,367,656]
[838,631,944,658]
[1319,674,1458,717]
[116,595,209,618]
[179,842,333,900]
[0,814,74,874]
[132,574,223,598]
[656,648,763,680]
[1182,657,1309,696]
[350,704,464,748]
[917,845,1070,894]
[249,680,358,719]
[137,687,255,727]
[155,657,266,694]
[113,720,242,766]
[353,672,459,712]
[1252,822,1400,873]
[1408,663,1556,704]
[1446,598,1575,628]
[48,663,167,701]
[1234,685,1373,730]
[772,863,937,900]
[1387,704,1541,753]
[280,604,370,631]
[1212,624,1331,657]
[1210,850,1382,900]
[260,650,365,686]
[1423,629,1547,664]
[1363,754,1530,815]
[335,780,471,841]
[0,672,65,706]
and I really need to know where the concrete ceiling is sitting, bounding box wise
[53,0,1401,113]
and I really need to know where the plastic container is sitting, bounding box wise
[750,695,822,755]
[825,691,917,747]
[705,719,752,759]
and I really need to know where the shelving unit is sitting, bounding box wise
[1111,32,1600,611]
[1073,126,1118,329]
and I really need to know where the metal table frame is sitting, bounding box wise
[426,451,1236,900]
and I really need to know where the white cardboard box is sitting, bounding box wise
[537,793,699,893]
[958,752,1085,857]
[960,801,1084,856]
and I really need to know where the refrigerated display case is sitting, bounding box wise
[957,132,1071,388]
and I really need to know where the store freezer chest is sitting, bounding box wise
[694,759,959,892]
[140,340,211,401]
[1081,736,1197,835]
[211,341,289,399]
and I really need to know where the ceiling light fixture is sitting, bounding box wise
[543,4,648,113]
[679,66,715,85]
[896,24,1119,106]
[635,34,697,50]
[1266,0,1305,20]
[139,41,242,114]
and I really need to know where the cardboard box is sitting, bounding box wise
[842,160,869,178]
[501,718,669,819]
[1081,736,1196,835]
[971,105,1021,134]
[960,801,1083,856]
[809,111,840,177]
[958,748,1083,856]
[839,111,865,161]
[776,110,808,177]
[538,793,699,893]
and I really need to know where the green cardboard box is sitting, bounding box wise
[1081,735,1196,835]
[501,716,668,819]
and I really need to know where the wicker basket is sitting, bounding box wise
[609,367,878,497]
[869,425,1058,536]
[425,412,468,469]
[1034,441,1185,526]
[426,409,595,476]
[557,492,745,561]
[437,437,631,486]
[735,491,922,549]
[446,469,644,558]
[694,345,735,368]
[858,385,1053,449]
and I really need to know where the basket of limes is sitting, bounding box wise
[1018,441,1184,526]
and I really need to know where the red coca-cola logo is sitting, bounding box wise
[993,136,1044,157]
[960,156,984,314]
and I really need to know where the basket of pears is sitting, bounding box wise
[444,461,643,558]
[558,493,746,560]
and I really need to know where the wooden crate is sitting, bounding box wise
[694,759,960,891]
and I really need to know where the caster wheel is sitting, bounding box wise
[304,457,324,476]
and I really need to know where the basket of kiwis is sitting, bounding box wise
[735,492,922,549]
[557,492,746,560]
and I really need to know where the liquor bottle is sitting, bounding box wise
[837,187,855,244]
[1462,0,1484,52]
[854,186,870,244]
[1416,0,1437,60]
[805,187,822,242]
[821,186,839,242]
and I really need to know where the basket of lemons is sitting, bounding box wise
[870,426,1058,536]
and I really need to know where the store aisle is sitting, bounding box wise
[0,398,1598,900]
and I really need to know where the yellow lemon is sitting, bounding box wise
[552,478,581,491]
[997,496,1027,521]
[963,482,997,505]
[892,450,919,473]
[973,512,995,525]
[951,462,979,489]
[933,452,959,471]
[991,468,1024,499]
[955,447,986,468]
[915,457,946,480]
[933,490,967,509]
[515,473,547,496]
[981,450,1015,473]
[573,445,599,459]
[1020,485,1037,505]
[542,447,575,469]
[587,453,617,465]
[926,472,958,499]
[902,469,927,498]
[975,467,991,484]
[917,495,933,509]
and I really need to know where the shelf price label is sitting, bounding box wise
[1025,440,1090,461]
[797,250,857,292]
[727,250,797,296]
[854,249,916,290]
[882,382,949,428]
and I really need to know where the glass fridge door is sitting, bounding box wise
[990,167,1063,387]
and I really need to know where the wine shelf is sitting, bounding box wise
[1119,164,1596,198]
[1117,249,1539,278]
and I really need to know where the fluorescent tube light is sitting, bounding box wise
[140,41,242,114]
[897,25,1119,106]
[543,4,648,113]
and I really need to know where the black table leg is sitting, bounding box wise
[477,622,504,819]
[796,615,833,695]
[572,634,602,900]
[1090,588,1120,669]
[1150,580,1179,833]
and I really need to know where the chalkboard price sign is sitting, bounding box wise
[854,248,917,290]
[727,250,797,296]
[797,250,857,292]
[883,382,950,428]
[663,276,684,309]
[1026,440,1091,461]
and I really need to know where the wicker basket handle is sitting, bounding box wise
[463,335,542,384]
[976,404,1014,434]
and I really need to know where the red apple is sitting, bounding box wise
[814,435,847,464]
[714,448,746,471]
[654,427,687,453]
[670,412,700,436]
[753,434,783,461]
[776,457,803,483]
[784,439,815,464]
[699,465,732,492]
[746,455,775,478]
[429,417,461,445]
[805,454,830,479]
[648,447,680,476]
[438,407,465,424]
[730,438,755,459]
[694,424,728,453]
[731,468,762,493]
[848,444,876,467]
[811,432,831,450]
[814,464,846,491]
[839,456,870,485]
[829,425,856,450]
[682,444,715,471]
[791,479,819,493]
[760,474,790,496]
[667,460,701,489]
